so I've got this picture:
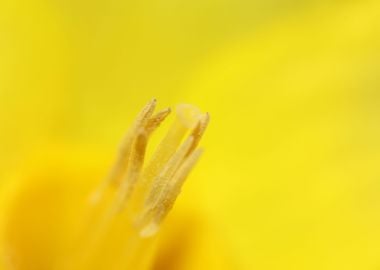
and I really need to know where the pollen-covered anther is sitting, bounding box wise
[139,147,204,237]
[90,99,158,204]
[115,107,172,209]
[63,100,208,270]
[136,113,209,237]
[92,100,209,238]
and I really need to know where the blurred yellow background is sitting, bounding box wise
[1,0,380,269]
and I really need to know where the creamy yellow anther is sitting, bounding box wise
[64,100,208,270]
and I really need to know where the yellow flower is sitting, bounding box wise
[1,0,380,269]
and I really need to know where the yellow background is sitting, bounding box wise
[1,0,380,269]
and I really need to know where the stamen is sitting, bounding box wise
[139,148,204,237]
[145,104,202,176]
[187,112,210,156]
[115,108,172,209]
[136,136,195,225]
[115,131,148,209]
[90,99,157,204]
[73,100,208,270]
[146,108,171,135]
[136,112,209,237]
[109,99,157,186]
[129,105,202,215]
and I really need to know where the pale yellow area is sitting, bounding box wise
[1,0,380,269]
